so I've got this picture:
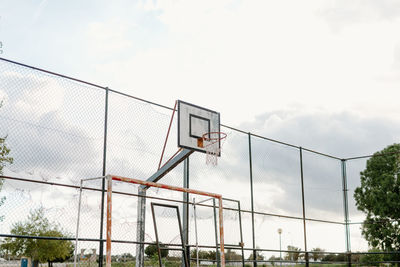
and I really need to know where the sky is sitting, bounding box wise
[1,0,400,127]
[1,0,400,258]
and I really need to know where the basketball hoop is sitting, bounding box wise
[198,132,227,166]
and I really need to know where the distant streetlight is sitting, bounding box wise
[277,228,282,267]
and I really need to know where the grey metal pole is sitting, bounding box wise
[279,234,282,267]
[193,198,199,267]
[238,201,245,267]
[99,87,109,267]
[135,189,146,267]
[248,133,257,267]
[299,147,309,267]
[278,228,282,267]
[182,158,189,267]
[74,180,84,267]
[213,198,221,267]
[341,159,351,267]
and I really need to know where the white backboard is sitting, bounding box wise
[177,100,221,155]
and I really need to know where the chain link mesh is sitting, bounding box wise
[0,58,398,266]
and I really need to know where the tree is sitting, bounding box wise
[1,208,73,267]
[0,101,14,222]
[268,255,279,266]
[248,248,265,261]
[190,249,216,260]
[360,249,384,267]
[310,247,325,262]
[321,253,346,262]
[354,144,400,257]
[285,246,302,262]
[145,243,168,258]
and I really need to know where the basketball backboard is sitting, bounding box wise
[177,100,221,155]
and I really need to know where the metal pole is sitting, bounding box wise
[238,201,245,267]
[248,133,257,267]
[74,180,84,267]
[213,198,221,267]
[299,147,309,267]
[279,234,282,266]
[135,189,146,267]
[182,158,189,267]
[193,198,199,267]
[99,87,109,267]
[341,160,351,267]
[218,197,225,267]
[278,228,282,267]
[106,175,112,267]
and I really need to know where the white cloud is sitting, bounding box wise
[78,0,400,128]
[85,19,135,58]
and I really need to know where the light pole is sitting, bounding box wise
[277,228,282,267]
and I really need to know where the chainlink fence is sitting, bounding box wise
[0,57,399,267]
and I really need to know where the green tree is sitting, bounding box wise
[285,246,301,262]
[354,143,400,260]
[360,249,384,267]
[190,249,216,260]
[268,255,279,266]
[321,253,346,262]
[248,248,264,261]
[0,208,73,267]
[225,249,242,261]
[310,247,325,261]
[145,243,168,258]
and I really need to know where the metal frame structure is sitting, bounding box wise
[151,202,189,267]
[74,176,106,267]
[193,197,245,267]
[105,174,226,267]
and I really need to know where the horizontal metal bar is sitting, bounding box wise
[111,175,222,199]
[81,176,106,182]
[345,150,400,161]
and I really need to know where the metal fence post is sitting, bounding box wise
[299,147,309,267]
[213,198,221,267]
[99,87,109,267]
[136,189,147,267]
[341,159,351,267]
[182,158,190,267]
[248,133,256,267]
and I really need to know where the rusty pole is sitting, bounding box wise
[218,196,226,267]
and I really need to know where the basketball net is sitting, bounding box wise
[201,132,227,166]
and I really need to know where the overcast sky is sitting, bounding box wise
[2,0,400,127]
[1,0,400,256]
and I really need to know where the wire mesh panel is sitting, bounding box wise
[0,59,105,186]
[254,214,305,252]
[106,92,178,181]
[346,159,368,247]
[189,129,251,210]
[251,136,303,218]
[302,151,343,223]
